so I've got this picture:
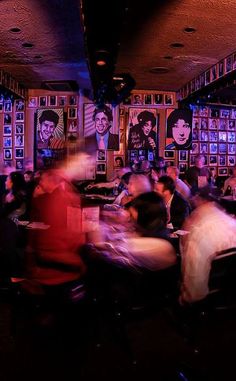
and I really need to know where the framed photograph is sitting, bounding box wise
[15,123,24,134]
[4,149,12,160]
[190,154,196,166]
[200,130,208,141]
[218,155,226,166]
[199,106,208,117]
[67,119,77,132]
[164,160,175,167]
[153,94,163,105]
[225,55,233,73]
[208,118,217,130]
[219,131,227,142]
[164,150,175,159]
[210,109,220,118]
[132,94,143,105]
[209,143,218,154]
[228,132,236,142]
[218,143,227,154]
[96,162,106,174]
[4,113,12,124]
[96,150,106,161]
[192,105,199,116]
[200,143,208,154]
[15,112,24,122]
[114,156,124,168]
[127,107,158,150]
[228,143,236,154]
[209,155,217,166]
[192,129,199,141]
[219,119,228,130]
[68,107,77,119]
[228,156,236,166]
[4,101,12,112]
[15,148,24,159]
[0,103,3,113]
[28,97,38,108]
[15,100,25,112]
[200,118,208,130]
[179,163,188,173]
[58,96,67,107]
[164,94,173,105]
[39,96,47,107]
[230,109,236,119]
[209,131,218,142]
[190,142,199,154]
[3,125,12,136]
[36,108,65,150]
[220,109,230,118]
[144,94,153,105]
[3,137,12,147]
[179,150,188,161]
[205,70,210,85]
[84,103,119,151]
[218,167,228,176]
[200,73,205,88]
[69,95,77,106]
[203,155,208,165]
[218,60,224,77]
[211,65,217,82]
[228,120,235,130]
[15,159,24,170]
[48,95,57,107]
[192,118,200,129]
[15,135,24,147]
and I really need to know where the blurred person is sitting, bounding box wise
[185,154,211,194]
[180,187,236,303]
[1,171,26,221]
[223,165,236,194]
[166,166,191,200]
[154,156,166,177]
[128,110,157,149]
[155,175,191,230]
[121,173,152,207]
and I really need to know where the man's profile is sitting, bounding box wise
[37,109,65,149]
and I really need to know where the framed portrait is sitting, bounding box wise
[153,94,163,105]
[164,150,175,159]
[15,148,24,159]
[199,130,208,141]
[15,100,25,112]
[190,142,199,154]
[179,163,188,174]
[3,125,12,136]
[211,65,217,82]
[178,150,188,161]
[218,167,228,176]
[200,143,208,154]
[4,101,12,113]
[164,94,173,105]
[15,123,24,134]
[228,120,235,130]
[58,96,67,107]
[164,160,175,167]
[218,155,226,166]
[210,109,220,118]
[205,70,210,85]
[225,55,233,73]
[199,106,208,117]
[69,95,77,106]
[209,155,217,166]
[165,109,192,150]
[15,159,24,170]
[230,109,236,119]
[15,112,24,122]
[228,143,236,154]
[28,97,38,108]
[0,103,3,113]
[4,113,12,124]
[190,154,196,166]
[96,150,106,161]
[219,131,227,142]
[127,107,158,150]
[15,134,24,147]
[200,118,208,130]
[228,156,236,166]
[48,95,57,107]
[218,143,227,154]
[218,60,224,77]
[219,119,228,130]
[68,107,77,119]
[209,131,218,142]
[39,96,47,107]
[96,162,106,174]
[192,129,199,141]
[144,94,153,105]
[220,109,230,118]
[4,149,12,160]
[228,132,236,142]
[200,73,205,88]
[192,105,199,116]
[203,155,208,165]
[114,156,124,168]
[67,119,77,132]
[84,103,119,151]
[147,150,154,162]
[192,118,199,129]
[132,94,143,105]
[209,143,218,154]
[3,137,12,148]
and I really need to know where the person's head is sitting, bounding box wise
[39,169,63,194]
[38,110,59,142]
[195,154,205,168]
[167,109,192,148]
[5,171,25,194]
[128,174,152,197]
[155,175,176,202]
[155,156,165,169]
[93,105,113,135]
[134,95,141,103]
[24,170,34,183]
[137,110,156,136]
[166,166,180,181]
[115,156,124,168]
[129,191,167,234]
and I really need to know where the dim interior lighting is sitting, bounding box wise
[96,60,106,66]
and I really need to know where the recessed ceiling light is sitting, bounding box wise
[170,42,184,48]
[184,27,196,34]
[149,67,170,74]
[22,42,34,48]
[9,27,21,33]
[163,56,173,60]
[34,55,42,59]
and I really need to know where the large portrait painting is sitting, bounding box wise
[127,108,158,150]
[83,103,119,152]
[35,108,66,169]
[165,109,192,150]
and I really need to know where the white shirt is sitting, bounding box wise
[175,178,191,200]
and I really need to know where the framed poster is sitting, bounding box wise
[165,109,192,150]
[127,107,158,150]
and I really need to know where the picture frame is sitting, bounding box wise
[178,150,188,161]
[228,132,236,142]
[15,148,24,159]
[225,55,233,73]
[28,97,38,108]
[164,150,175,159]
[48,95,57,107]
[39,96,47,107]
[67,119,77,132]
[209,131,218,142]
[3,125,12,136]
[68,107,77,119]
[0,103,3,113]
[15,159,24,170]
[200,143,208,154]
[228,155,236,166]
[200,130,208,141]
[164,160,175,167]
[218,155,226,166]
[132,94,143,105]
[4,101,12,113]
[164,94,173,105]
[179,162,188,173]
[96,162,106,174]
[205,70,210,85]
[218,143,227,154]
[199,106,208,117]
[210,109,220,118]
[69,95,77,106]
[15,134,24,147]
[219,119,228,130]
[190,154,196,166]
[3,137,12,148]
[200,118,208,130]
[228,120,235,130]
[211,65,217,82]
[4,148,12,160]
[209,143,218,154]
[190,142,199,154]
[218,60,224,77]
[58,96,67,107]
[144,94,153,105]
[209,155,217,166]
[15,123,24,134]
[219,131,227,142]
[230,109,236,119]
[220,109,230,118]
[153,94,163,105]
[192,118,200,129]
[4,113,12,124]
[15,112,24,122]
[192,129,199,141]
[15,100,25,112]
[218,167,228,176]
[114,156,124,168]
[127,107,158,150]
[228,143,236,154]
[96,150,106,161]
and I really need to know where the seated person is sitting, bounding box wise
[121,173,152,207]
[155,175,191,230]
[180,187,236,303]
[166,166,191,200]
[223,165,236,194]
[185,154,211,194]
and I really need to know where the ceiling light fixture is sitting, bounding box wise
[9,27,21,33]
[184,27,196,34]
[22,42,34,48]
[163,56,173,60]
[149,67,170,74]
[96,60,106,66]
[170,42,184,48]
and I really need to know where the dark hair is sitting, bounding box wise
[166,109,192,149]
[9,171,25,195]
[120,171,133,185]
[158,175,176,194]
[39,110,59,126]
[137,110,156,127]
[93,105,113,122]
[115,156,124,166]
[131,191,168,235]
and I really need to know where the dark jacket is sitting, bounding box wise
[85,132,119,152]
[170,191,191,230]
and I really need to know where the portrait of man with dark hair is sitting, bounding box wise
[37,109,65,150]
[166,109,192,150]
[128,109,157,149]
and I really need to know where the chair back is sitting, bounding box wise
[208,248,236,294]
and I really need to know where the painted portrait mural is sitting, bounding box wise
[165,109,193,150]
[127,108,158,150]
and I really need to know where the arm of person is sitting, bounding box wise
[86,179,119,190]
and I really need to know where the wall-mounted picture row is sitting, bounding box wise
[28,95,77,108]
[131,93,174,106]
